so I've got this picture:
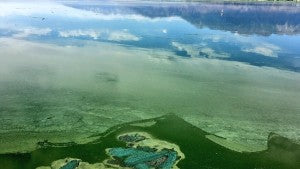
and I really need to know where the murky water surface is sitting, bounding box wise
[0,1,300,153]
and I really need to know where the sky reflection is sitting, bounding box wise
[0,1,300,152]
[1,1,299,71]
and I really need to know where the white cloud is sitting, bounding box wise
[13,28,52,38]
[59,30,101,39]
[203,34,222,43]
[162,29,168,34]
[172,41,229,58]
[59,29,140,42]
[107,31,140,42]
[242,43,281,58]
[233,33,282,58]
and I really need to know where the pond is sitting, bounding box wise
[0,1,299,169]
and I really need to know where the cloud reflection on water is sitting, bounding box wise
[0,1,300,152]
[0,1,299,71]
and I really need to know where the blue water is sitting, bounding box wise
[1,1,300,71]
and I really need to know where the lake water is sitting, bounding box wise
[0,0,300,157]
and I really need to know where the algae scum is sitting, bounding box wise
[1,115,300,169]
[0,1,300,169]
